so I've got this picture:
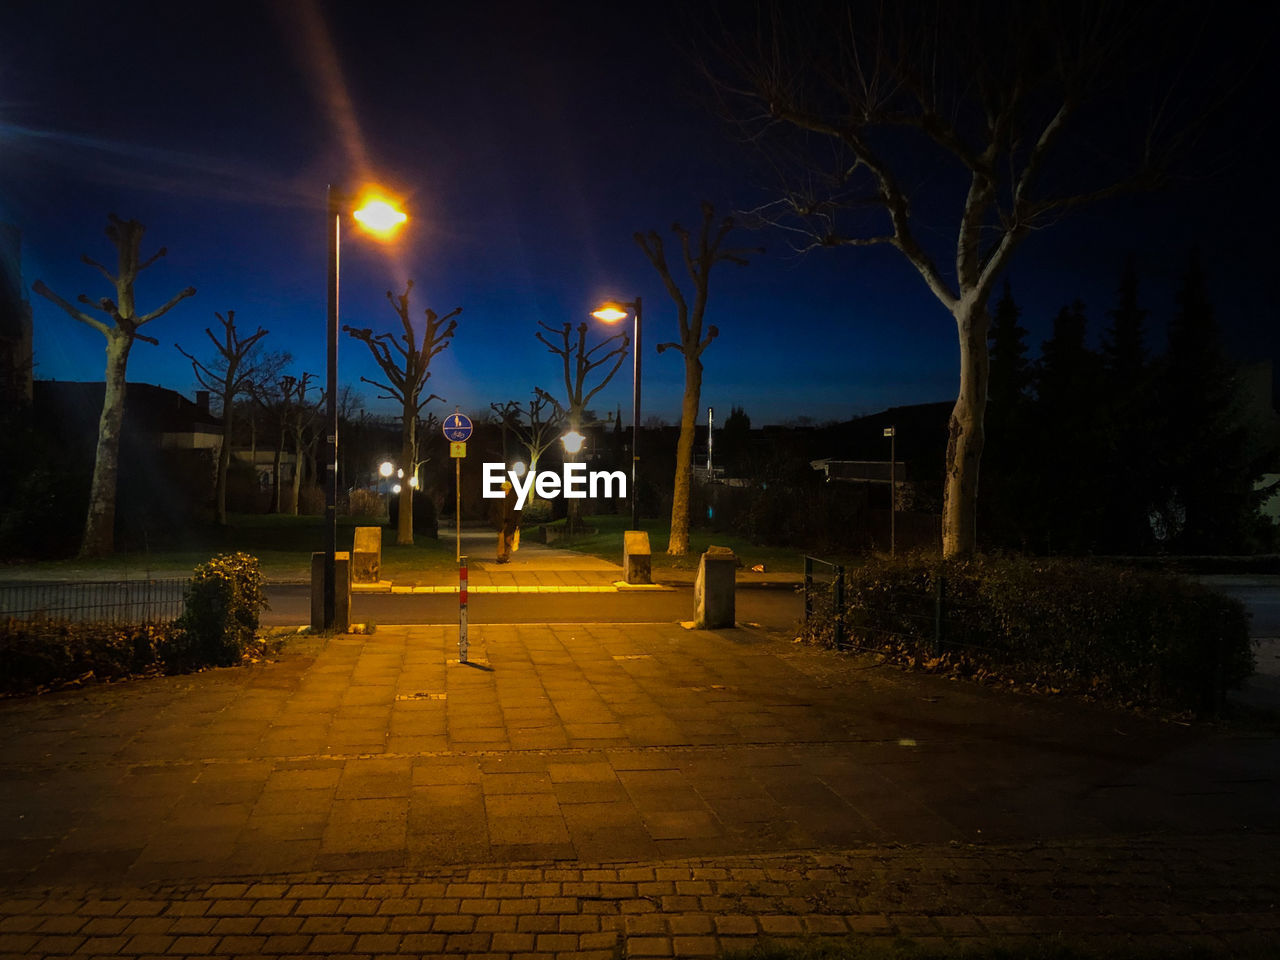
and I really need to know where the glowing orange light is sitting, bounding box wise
[353,197,407,237]
[592,303,629,322]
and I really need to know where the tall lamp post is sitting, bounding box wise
[591,298,641,529]
[324,186,407,629]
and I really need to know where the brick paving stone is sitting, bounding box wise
[628,935,674,956]
[672,934,719,956]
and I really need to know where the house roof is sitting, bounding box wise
[33,380,222,435]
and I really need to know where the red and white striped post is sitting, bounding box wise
[458,555,469,663]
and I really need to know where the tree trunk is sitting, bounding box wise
[667,355,703,556]
[397,403,415,545]
[942,299,991,558]
[215,387,233,525]
[272,435,284,513]
[80,333,132,558]
[288,424,303,515]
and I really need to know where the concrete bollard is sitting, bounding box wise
[695,545,736,628]
[352,526,382,583]
[624,530,652,585]
[310,551,352,633]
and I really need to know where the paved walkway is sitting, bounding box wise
[1,622,1277,956]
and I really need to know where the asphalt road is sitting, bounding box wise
[262,583,806,633]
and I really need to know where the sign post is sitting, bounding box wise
[884,426,896,557]
[458,555,468,663]
[444,412,474,562]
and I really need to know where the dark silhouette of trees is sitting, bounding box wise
[636,203,756,555]
[1153,253,1260,551]
[1033,300,1105,552]
[32,215,196,557]
[1098,257,1157,551]
[345,281,459,545]
[980,282,1034,546]
[704,1,1228,557]
[718,405,752,476]
[176,310,269,525]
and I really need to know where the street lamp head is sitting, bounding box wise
[379,460,394,478]
[561,430,585,455]
[512,461,528,477]
[353,195,408,238]
[592,302,630,323]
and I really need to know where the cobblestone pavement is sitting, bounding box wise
[1,835,1277,958]
[2,623,1277,956]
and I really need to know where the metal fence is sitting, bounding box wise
[802,565,986,656]
[802,556,846,649]
[0,579,188,625]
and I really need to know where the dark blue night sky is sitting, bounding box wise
[3,0,1276,426]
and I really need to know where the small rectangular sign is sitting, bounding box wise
[883,427,895,437]
[450,441,467,458]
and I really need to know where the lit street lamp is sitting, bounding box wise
[324,186,407,630]
[591,297,641,530]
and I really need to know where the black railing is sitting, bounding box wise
[802,556,846,650]
[0,579,188,624]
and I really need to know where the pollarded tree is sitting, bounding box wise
[345,281,459,545]
[706,1,1231,556]
[535,321,629,435]
[636,203,755,555]
[176,310,269,525]
[492,392,563,474]
[33,215,196,557]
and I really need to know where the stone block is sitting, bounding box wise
[310,551,351,633]
[694,546,736,629]
[623,530,652,585]
[352,526,381,583]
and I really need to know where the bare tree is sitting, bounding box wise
[491,392,564,474]
[534,321,629,433]
[705,1,1226,556]
[345,281,459,545]
[33,215,195,557]
[176,311,269,525]
[637,203,755,555]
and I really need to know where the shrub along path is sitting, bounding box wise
[0,624,1276,956]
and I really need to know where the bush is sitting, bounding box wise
[171,552,269,670]
[0,619,177,695]
[818,554,1254,714]
[387,490,438,538]
[347,487,385,519]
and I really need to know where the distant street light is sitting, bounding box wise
[560,430,586,456]
[324,186,407,630]
[591,297,642,529]
[379,460,394,478]
[512,460,528,478]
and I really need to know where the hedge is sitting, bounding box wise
[1,552,270,695]
[812,554,1254,714]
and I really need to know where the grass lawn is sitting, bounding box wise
[539,514,816,574]
[0,513,457,582]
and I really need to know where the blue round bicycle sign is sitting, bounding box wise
[443,413,473,442]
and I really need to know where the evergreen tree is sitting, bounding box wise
[1097,256,1156,552]
[718,405,752,476]
[980,281,1034,547]
[988,281,1031,412]
[1032,300,1105,552]
[1154,252,1259,551]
